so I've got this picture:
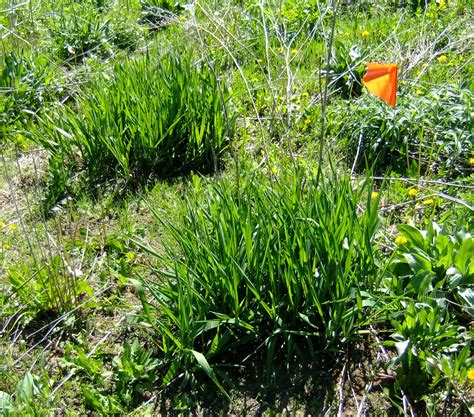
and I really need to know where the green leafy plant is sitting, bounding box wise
[133,169,381,394]
[274,0,320,38]
[386,300,467,401]
[333,85,473,177]
[0,372,52,416]
[382,222,473,406]
[0,52,57,137]
[326,42,365,98]
[32,53,233,201]
[6,222,92,316]
[389,222,473,318]
[62,339,158,411]
[7,254,89,316]
[112,339,159,406]
[47,2,118,65]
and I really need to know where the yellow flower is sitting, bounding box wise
[251,77,259,83]
[438,0,446,9]
[8,223,16,231]
[395,236,408,245]
[468,368,474,381]
[423,198,434,205]
[361,30,369,38]
[438,55,447,63]
[302,92,309,98]
[125,252,136,261]
[468,157,474,165]
[277,47,283,53]
[371,191,379,198]
[179,15,187,21]
[291,48,298,55]
[2,243,10,250]
[407,188,417,197]
[271,166,278,174]
[415,89,423,95]
[343,32,350,37]
[0,221,4,228]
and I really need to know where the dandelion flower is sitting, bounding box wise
[2,243,10,250]
[468,157,474,165]
[468,368,474,381]
[302,92,309,98]
[438,55,447,63]
[415,89,423,95]
[371,191,379,198]
[277,47,283,53]
[395,236,408,245]
[361,30,369,37]
[423,198,434,205]
[271,166,278,174]
[125,252,136,261]
[291,48,298,55]
[407,188,417,197]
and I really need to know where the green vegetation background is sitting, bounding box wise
[0,0,472,415]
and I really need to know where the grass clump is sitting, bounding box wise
[134,168,382,393]
[0,52,59,139]
[32,53,234,202]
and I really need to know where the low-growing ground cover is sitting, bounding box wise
[0,0,473,415]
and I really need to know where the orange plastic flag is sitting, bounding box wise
[362,63,398,107]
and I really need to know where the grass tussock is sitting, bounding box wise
[134,169,381,392]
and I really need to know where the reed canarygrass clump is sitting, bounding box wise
[32,53,233,197]
[134,169,382,390]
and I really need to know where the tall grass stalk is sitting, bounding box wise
[316,0,338,186]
